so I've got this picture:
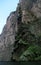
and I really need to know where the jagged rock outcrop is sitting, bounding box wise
[0,0,41,61]
[0,11,18,61]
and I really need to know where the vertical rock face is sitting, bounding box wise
[0,11,18,61]
[19,0,41,23]
[0,0,41,61]
[31,0,41,17]
[19,0,37,10]
[19,0,37,23]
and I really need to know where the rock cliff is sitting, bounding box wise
[0,11,18,61]
[0,0,41,61]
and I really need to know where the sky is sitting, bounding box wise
[0,0,19,34]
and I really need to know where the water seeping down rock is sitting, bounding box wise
[0,0,41,61]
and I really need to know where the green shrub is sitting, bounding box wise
[19,45,41,61]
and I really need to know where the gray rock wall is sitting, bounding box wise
[0,11,18,61]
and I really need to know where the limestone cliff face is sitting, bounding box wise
[0,0,41,61]
[32,0,41,17]
[19,0,37,10]
[18,0,41,36]
[19,0,41,23]
[0,11,18,61]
